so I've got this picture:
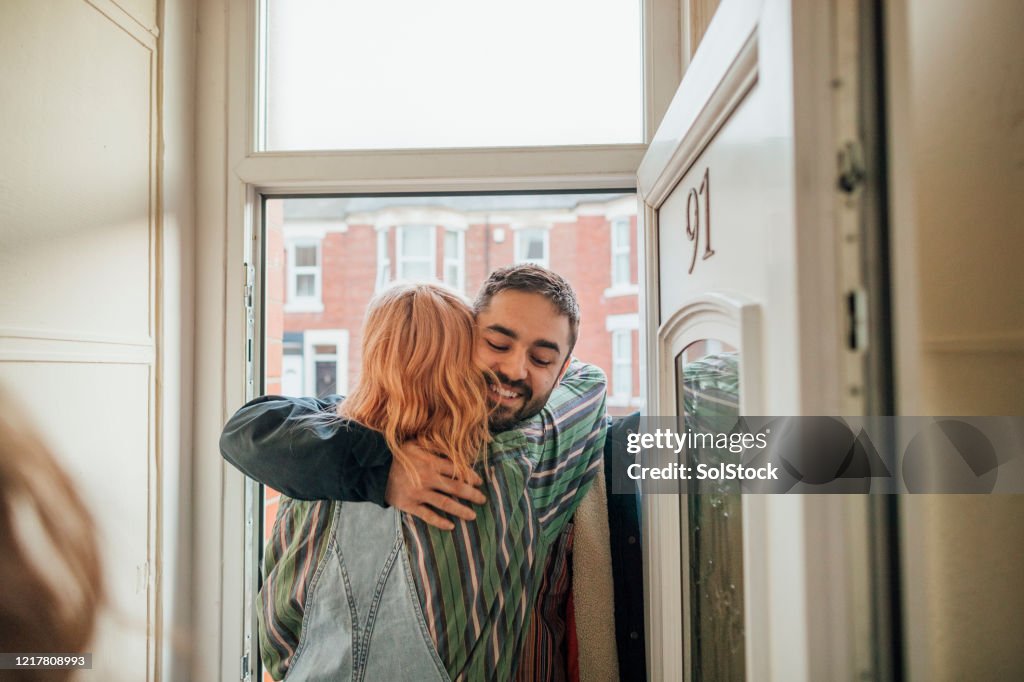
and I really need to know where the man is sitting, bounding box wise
[223,265,612,680]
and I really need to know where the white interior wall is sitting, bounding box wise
[0,1,196,679]
[888,0,1024,679]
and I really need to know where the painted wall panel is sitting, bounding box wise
[0,361,151,680]
[0,0,153,341]
[111,0,159,31]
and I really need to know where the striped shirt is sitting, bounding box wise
[259,360,607,681]
[515,522,575,682]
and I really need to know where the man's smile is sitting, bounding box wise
[489,383,524,406]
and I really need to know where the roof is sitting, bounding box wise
[281,192,632,220]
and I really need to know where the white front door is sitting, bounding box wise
[638,0,884,679]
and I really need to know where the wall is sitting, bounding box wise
[0,1,196,679]
[888,0,1024,678]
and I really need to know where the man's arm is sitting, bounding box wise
[524,360,608,544]
[220,394,486,526]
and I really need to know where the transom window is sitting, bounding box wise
[260,0,643,150]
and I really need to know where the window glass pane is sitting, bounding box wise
[400,261,434,282]
[401,226,433,255]
[526,238,545,260]
[294,245,317,267]
[296,273,315,296]
[613,366,631,396]
[445,230,459,257]
[518,229,546,263]
[613,253,630,286]
[676,340,745,681]
[263,0,643,150]
[445,264,460,288]
[612,330,631,397]
[613,220,631,248]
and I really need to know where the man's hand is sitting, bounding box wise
[384,441,487,530]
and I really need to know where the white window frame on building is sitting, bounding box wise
[284,239,324,313]
[607,313,641,407]
[196,1,682,678]
[604,197,640,298]
[375,227,391,291]
[611,217,632,288]
[301,329,349,397]
[443,227,466,292]
[513,226,550,268]
[396,225,437,282]
[612,329,633,399]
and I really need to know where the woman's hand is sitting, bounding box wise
[384,442,487,530]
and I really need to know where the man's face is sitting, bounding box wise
[475,290,573,431]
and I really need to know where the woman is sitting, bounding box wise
[257,281,607,681]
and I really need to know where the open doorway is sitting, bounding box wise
[256,190,641,681]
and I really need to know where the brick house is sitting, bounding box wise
[264,194,641,416]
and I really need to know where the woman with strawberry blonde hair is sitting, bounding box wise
[259,282,494,680]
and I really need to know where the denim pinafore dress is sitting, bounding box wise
[283,501,449,682]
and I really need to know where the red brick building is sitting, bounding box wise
[264,194,641,416]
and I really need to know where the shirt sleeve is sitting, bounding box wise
[219,394,394,506]
[524,360,608,544]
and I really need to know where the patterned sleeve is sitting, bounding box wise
[523,360,608,545]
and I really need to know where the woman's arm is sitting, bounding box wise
[219,394,394,505]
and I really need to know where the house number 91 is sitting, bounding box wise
[685,167,715,274]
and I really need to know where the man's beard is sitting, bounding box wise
[486,371,549,432]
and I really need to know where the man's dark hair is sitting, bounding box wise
[473,264,581,355]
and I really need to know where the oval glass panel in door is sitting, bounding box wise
[676,340,745,681]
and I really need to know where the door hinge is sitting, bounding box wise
[837,140,866,193]
[240,653,250,680]
[846,289,869,351]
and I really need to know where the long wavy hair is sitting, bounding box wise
[339,283,492,483]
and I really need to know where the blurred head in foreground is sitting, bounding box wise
[0,390,103,680]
